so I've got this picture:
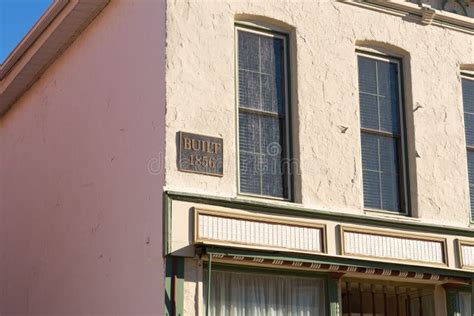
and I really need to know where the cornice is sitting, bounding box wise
[339,1,474,34]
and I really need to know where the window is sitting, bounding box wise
[236,26,291,200]
[357,53,407,214]
[204,269,326,315]
[459,291,472,316]
[341,279,435,316]
[462,75,474,221]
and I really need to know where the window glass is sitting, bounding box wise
[341,280,435,316]
[204,270,326,315]
[462,77,474,220]
[358,55,405,213]
[237,28,290,199]
[459,291,472,316]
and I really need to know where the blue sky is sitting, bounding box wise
[0,0,52,63]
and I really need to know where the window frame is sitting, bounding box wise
[356,50,410,215]
[234,24,293,201]
[203,263,328,315]
[461,72,474,223]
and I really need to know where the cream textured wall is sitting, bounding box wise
[0,0,166,314]
[165,0,474,227]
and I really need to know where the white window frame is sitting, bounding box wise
[235,24,292,201]
[357,50,409,215]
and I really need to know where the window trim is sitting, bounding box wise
[356,50,410,216]
[234,24,293,201]
[461,73,474,224]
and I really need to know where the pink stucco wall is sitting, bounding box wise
[0,0,166,314]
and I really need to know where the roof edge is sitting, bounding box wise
[0,0,110,116]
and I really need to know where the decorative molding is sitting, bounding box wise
[421,4,437,25]
[194,208,326,254]
[458,240,474,270]
[204,248,466,283]
[339,1,474,35]
[341,226,448,266]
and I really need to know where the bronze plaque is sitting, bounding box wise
[177,132,223,176]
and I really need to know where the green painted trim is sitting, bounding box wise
[328,277,341,316]
[206,254,212,316]
[164,256,185,316]
[164,257,173,316]
[203,261,330,278]
[165,190,474,237]
[205,245,474,279]
[163,192,172,256]
[175,257,185,316]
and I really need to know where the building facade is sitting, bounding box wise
[164,1,474,315]
[1,0,474,315]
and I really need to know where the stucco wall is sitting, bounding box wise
[0,0,166,314]
[165,0,474,227]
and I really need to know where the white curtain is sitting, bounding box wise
[460,292,472,316]
[204,270,326,316]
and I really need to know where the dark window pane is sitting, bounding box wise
[361,133,401,212]
[262,155,284,197]
[238,31,259,71]
[464,112,474,147]
[261,74,284,114]
[381,171,400,212]
[260,36,283,75]
[380,136,400,174]
[239,112,261,153]
[238,30,288,199]
[239,70,260,109]
[358,57,401,135]
[462,78,474,114]
[379,95,400,135]
[361,133,379,171]
[467,151,474,219]
[260,115,283,156]
[360,93,379,130]
[363,170,382,209]
[239,152,261,195]
[358,56,377,94]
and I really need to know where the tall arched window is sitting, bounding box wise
[357,51,408,214]
[236,24,292,200]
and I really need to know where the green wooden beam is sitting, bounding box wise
[164,257,173,316]
[164,256,185,316]
[328,276,342,316]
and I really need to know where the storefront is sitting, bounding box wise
[164,192,474,316]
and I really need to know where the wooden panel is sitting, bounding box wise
[195,209,325,253]
[459,240,474,269]
[341,226,447,266]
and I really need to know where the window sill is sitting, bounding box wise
[236,193,299,206]
[363,208,418,222]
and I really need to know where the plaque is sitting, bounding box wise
[177,132,223,176]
